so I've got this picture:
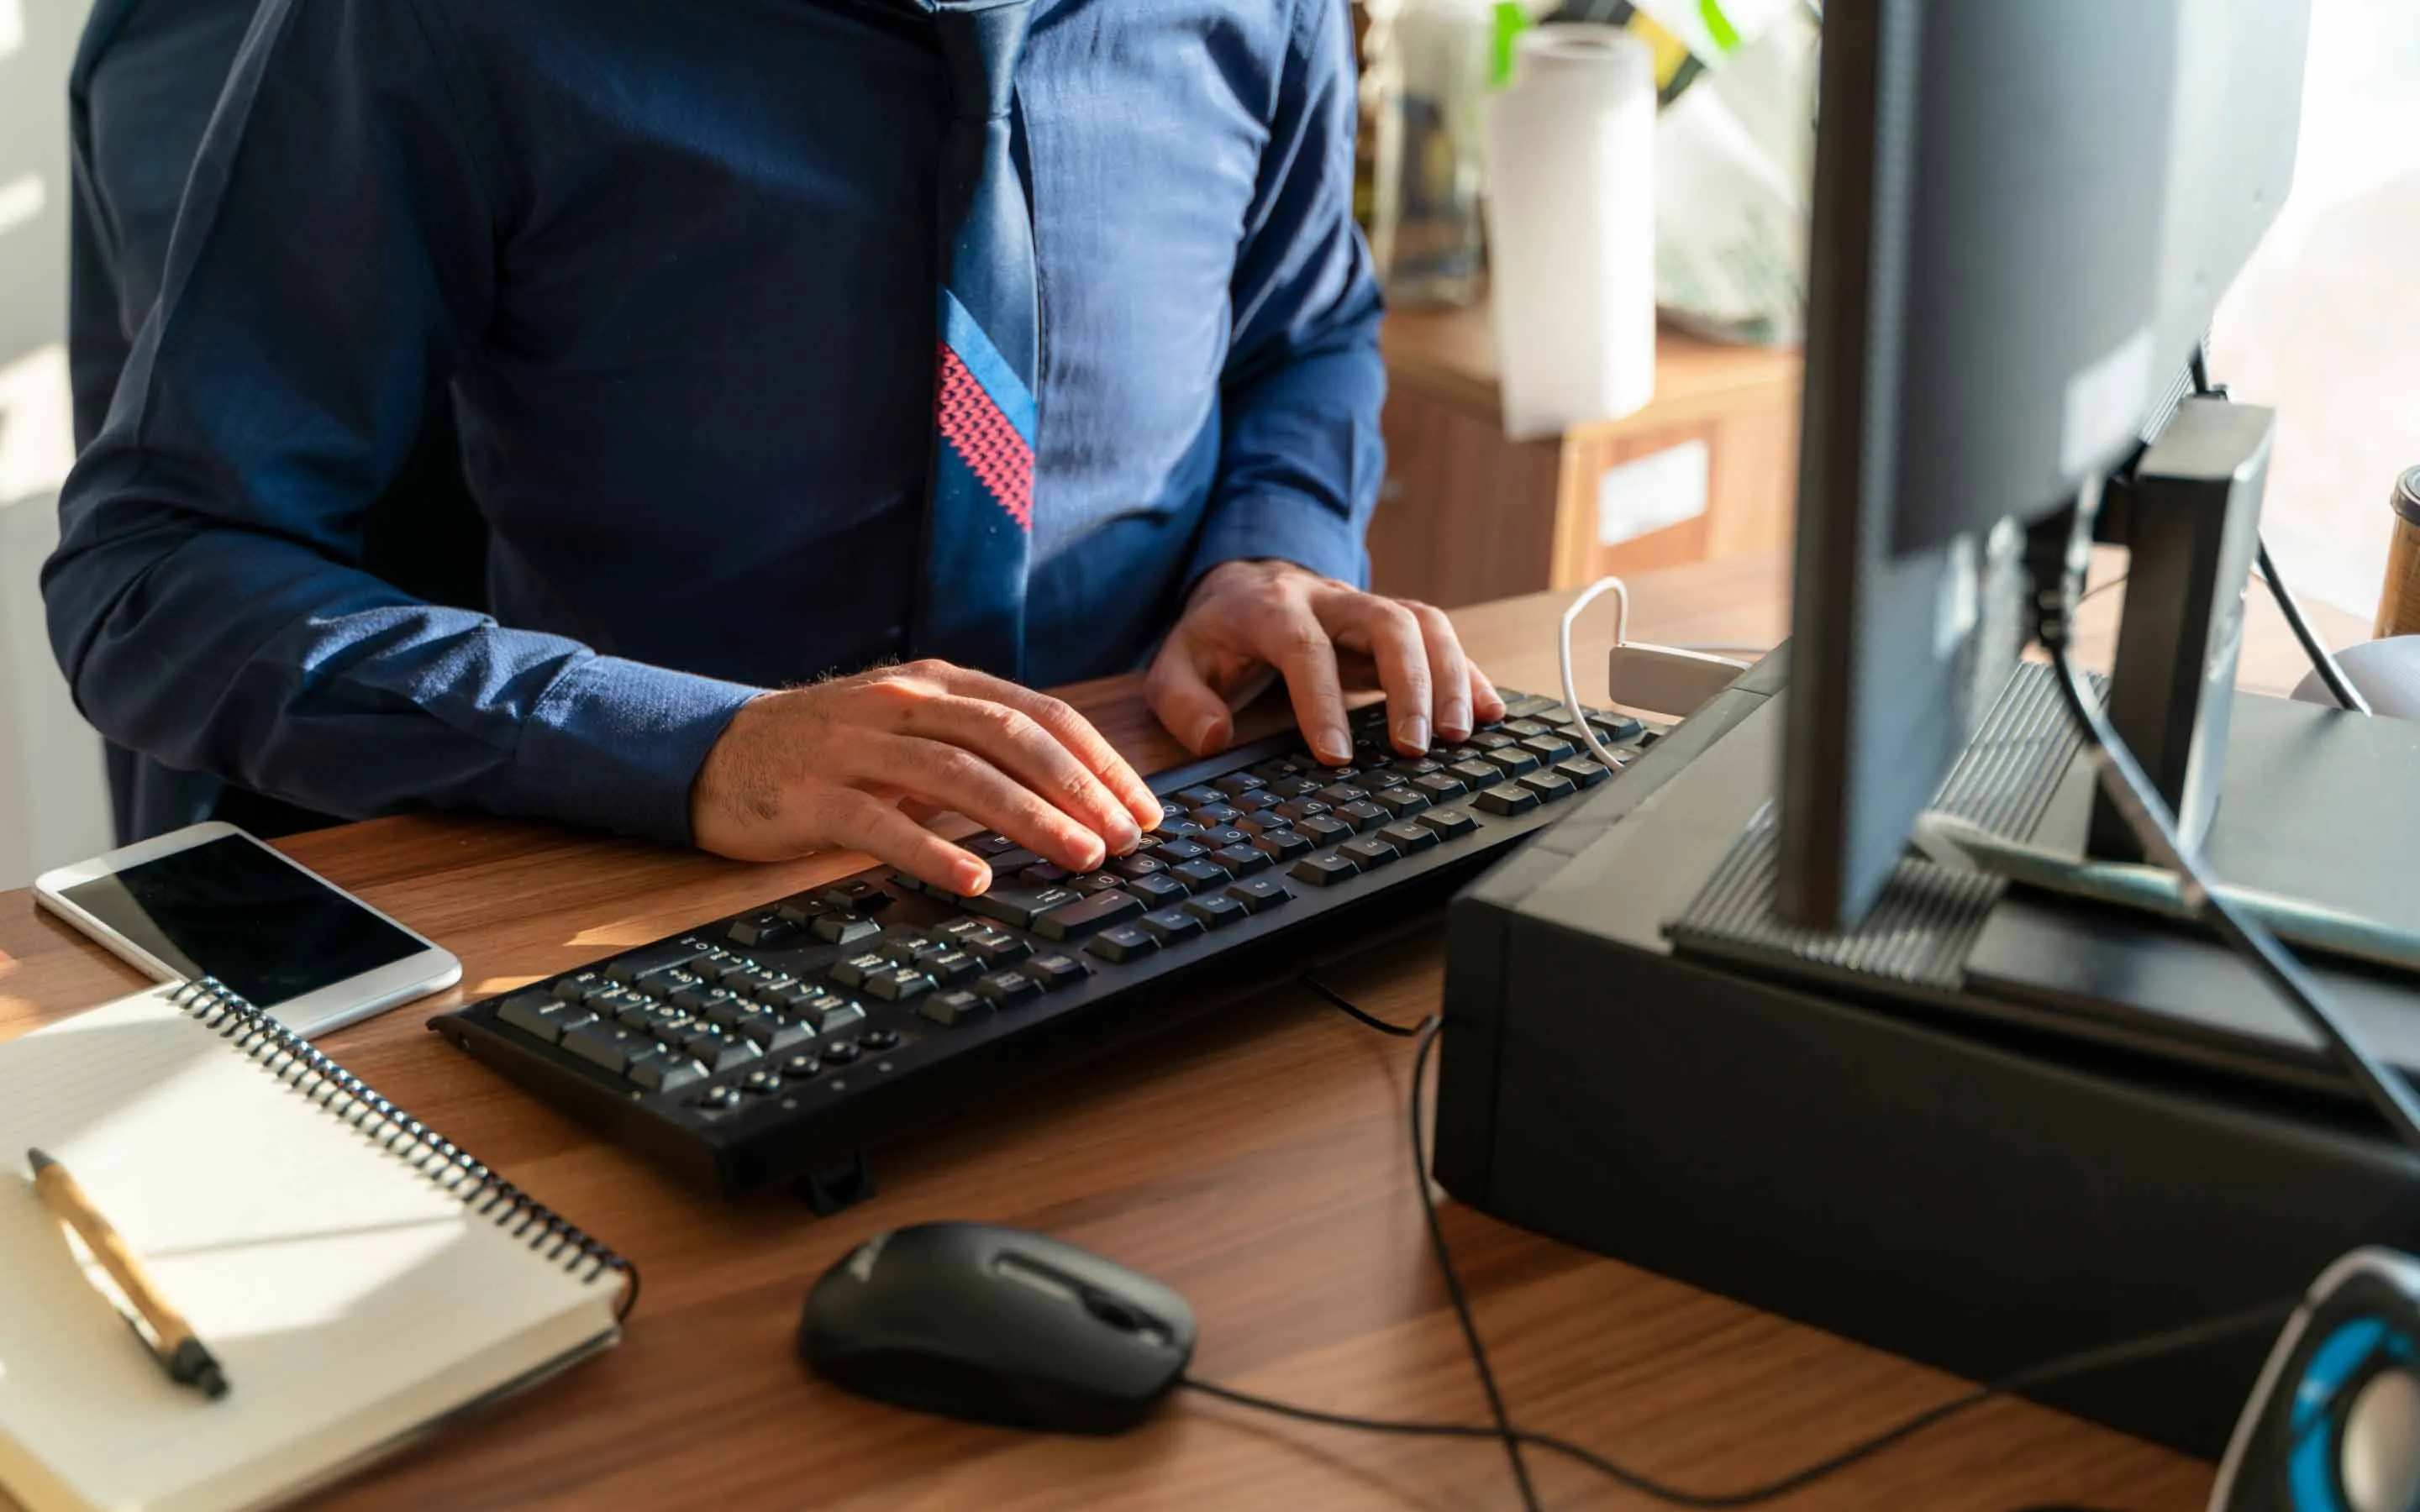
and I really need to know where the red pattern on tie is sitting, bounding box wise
[936,340,1034,532]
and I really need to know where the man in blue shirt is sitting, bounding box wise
[47,0,1501,893]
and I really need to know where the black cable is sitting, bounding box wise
[1215,983,2300,1508]
[1409,1015,1541,1508]
[2040,585,2420,1153]
[1302,974,1420,1037]
[2254,537,2371,715]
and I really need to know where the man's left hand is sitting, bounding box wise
[1147,559,1505,764]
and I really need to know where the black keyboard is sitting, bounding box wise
[431,691,1659,1198]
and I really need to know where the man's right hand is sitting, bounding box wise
[690,660,1165,895]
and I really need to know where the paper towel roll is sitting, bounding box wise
[1486,25,1657,441]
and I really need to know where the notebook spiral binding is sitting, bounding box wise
[167,978,640,1321]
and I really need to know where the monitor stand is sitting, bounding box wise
[1433,651,2420,1457]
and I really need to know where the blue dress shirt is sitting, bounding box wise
[47,0,1385,847]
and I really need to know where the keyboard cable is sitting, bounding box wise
[1173,979,2300,1510]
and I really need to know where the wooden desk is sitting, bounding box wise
[0,554,2355,1512]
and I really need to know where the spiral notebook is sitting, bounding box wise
[0,980,632,1512]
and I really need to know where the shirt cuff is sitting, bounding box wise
[1185,487,1370,596]
[510,653,762,847]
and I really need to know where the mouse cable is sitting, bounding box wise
[1188,1002,2297,1509]
[1301,974,1420,1037]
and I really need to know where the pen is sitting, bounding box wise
[26,1147,229,1399]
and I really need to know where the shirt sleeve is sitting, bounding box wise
[1186,0,1388,594]
[43,0,760,846]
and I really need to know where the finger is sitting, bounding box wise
[1146,632,1235,756]
[1320,591,1432,755]
[893,691,1146,854]
[1470,662,1507,726]
[807,788,991,895]
[850,732,1110,874]
[1405,601,1473,743]
[928,665,1164,833]
[1259,601,1352,765]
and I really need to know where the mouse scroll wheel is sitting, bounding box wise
[1081,1293,1160,1337]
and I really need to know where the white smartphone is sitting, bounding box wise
[34,821,462,1037]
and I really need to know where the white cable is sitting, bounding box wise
[1558,577,1632,772]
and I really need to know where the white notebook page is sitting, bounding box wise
[0,988,618,1512]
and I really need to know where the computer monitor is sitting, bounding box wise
[1775,0,2312,929]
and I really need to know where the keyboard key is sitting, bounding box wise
[828,953,888,989]
[670,983,739,1016]
[1341,837,1398,869]
[1086,923,1160,963]
[921,990,992,1027]
[1213,772,1266,796]
[696,1085,745,1113]
[965,886,1084,929]
[1412,773,1468,803]
[1139,907,1206,944]
[738,1014,813,1052]
[741,1068,786,1095]
[1198,826,1253,851]
[821,1038,861,1065]
[966,930,1032,966]
[1470,731,1517,750]
[1225,878,1292,914]
[681,1027,762,1072]
[987,848,1044,875]
[877,935,930,963]
[812,913,882,946]
[1252,828,1313,862]
[756,983,823,1019]
[1379,822,1439,855]
[702,997,759,1031]
[1299,815,1353,847]
[1270,776,1323,799]
[1388,758,1444,781]
[1112,853,1167,880]
[1193,803,1243,827]
[1272,799,1332,825]
[1127,872,1192,907]
[1290,853,1360,887]
[775,897,832,927]
[1518,733,1576,761]
[1171,858,1230,891]
[644,1013,697,1046]
[1232,789,1281,813]
[1028,953,1089,990]
[1555,758,1612,789]
[1150,819,1207,842]
[726,911,802,949]
[550,970,610,1005]
[1249,759,1302,782]
[1473,785,1541,816]
[819,1000,869,1035]
[1337,800,1389,832]
[886,868,930,896]
[975,970,1044,1008]
[861,1026,902,1053]
[1024,862,1074,885]
[1482,748,1542,777]
[1418,808,1478,840]
[1373,788,1430,818]
[561,1021,644,1074]
[1518,770,1579,803]
[628,1055,708,1094]
[935,916,987,939]
[780,1052,824,1079]
[1502,719,1551,738]
[865,967,936,1003]
[1500,692,1559,719]
[966,833,1018,857]
[1210,843,1270,875]
[1175,785,1224,807]
[1182,893,1249,929]
[925,950,981,984]
[1071,871,1127,895]
[1586,712,1646,743]
[1316,783,1369,806]
[818,879,892,913]
[1154,837,1210,864]
[497,992,584,1043]
[1032,888,1144,939]
[1448,759,1503,789]
[724,966,793,997]
[604,941,709,985]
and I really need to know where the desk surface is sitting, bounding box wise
[0,552,2356,1511]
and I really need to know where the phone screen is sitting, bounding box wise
[60,836,426,1006]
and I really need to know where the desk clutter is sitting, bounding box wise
[0,980,629,1512]
[432,691,1660,1200]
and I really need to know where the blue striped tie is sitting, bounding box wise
[914,0,1039,680]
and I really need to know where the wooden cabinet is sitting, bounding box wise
[1371,305,1803,606]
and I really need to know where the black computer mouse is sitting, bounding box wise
[798,1221,1198,1435]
